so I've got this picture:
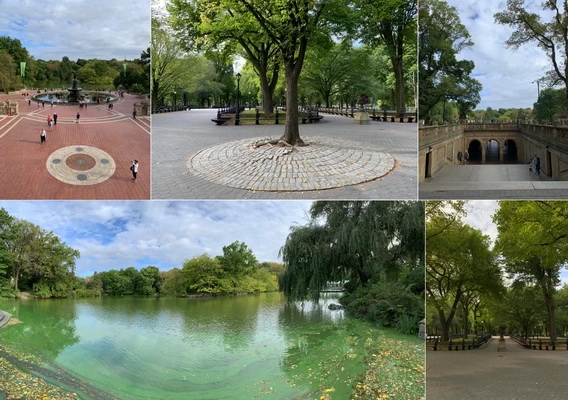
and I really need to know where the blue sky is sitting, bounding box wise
[0,0,150,60]
[445,0,551,109]
[0,201,312,277]
[465,201,568,287]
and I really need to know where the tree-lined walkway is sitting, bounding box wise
[152,109,417,199]
[0,91,150,199]
[427,336,568,399]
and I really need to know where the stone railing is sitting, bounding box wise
[419,124,465,149]
[464,122,520,131]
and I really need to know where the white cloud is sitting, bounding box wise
[0,201,312,276]
[445,0,552,109]
[0,0,150,60]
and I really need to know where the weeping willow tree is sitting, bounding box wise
[279,201,424,302]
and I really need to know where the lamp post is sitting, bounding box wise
[248,91,251,109]
[532,79,541,99]
[236,72,242,110]
[173,91,177,106]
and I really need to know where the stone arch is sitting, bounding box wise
[503,139,518,163]
[485,139,501,163]
[467,139,482,163]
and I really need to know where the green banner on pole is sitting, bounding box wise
[20,62,26,77]
[123,63,127,77]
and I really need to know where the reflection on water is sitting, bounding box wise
[0,293,367,400]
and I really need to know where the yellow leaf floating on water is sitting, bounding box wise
[323,388,335,393]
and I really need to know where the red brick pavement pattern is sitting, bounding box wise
[0,91,150,199]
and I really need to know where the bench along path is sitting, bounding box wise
[0,310,11,328]
[427,336,568,399]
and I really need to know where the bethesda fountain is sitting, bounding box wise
[67,72,82,102]
[32,72,116,105]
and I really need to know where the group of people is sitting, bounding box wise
[457,150,470,164]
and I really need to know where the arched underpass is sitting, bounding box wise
[485,139,500,163]
[503,139,518,163]
[467,140,482,163]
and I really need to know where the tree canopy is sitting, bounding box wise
[280,201,424,333]
[419,0,481,124]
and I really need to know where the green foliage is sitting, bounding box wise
[427,202,502,341]
[495,1,568,101]
[217,241,258,276]
[533,88,568,122]
[341,281,423,333]
[494,201,568,341]
[281,201,424,301]
[354,0,417,112]
[180,248,278,296]
[160,268,186,297]
[419,0,481,124]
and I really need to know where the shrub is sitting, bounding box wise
[341,281,424,334]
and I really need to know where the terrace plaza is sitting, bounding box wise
[152,109,417,200]
[0,91,150,199]
[427,336,568,399]
[419,122,568,199]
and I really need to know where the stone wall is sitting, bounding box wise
[418,122,555,181]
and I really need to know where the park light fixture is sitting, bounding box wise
[173,91,177,106]
[236,72,242,110]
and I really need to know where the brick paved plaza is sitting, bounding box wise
[152,109,417,199]
[427,337,568,399]
[0,91,150,199]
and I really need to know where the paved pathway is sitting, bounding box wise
[420,165,568,199]
[0,91,150,199]
[152,109,418,199]
[427,337,568,399]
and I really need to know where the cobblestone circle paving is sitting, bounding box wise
[188,136,395,191]
[46,145,116,185]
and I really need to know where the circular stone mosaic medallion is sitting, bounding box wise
[46,145,116,185]
[187,136,396,192]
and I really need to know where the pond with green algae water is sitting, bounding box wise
[0,293,420,399]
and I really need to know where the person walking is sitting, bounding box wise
[464,150,469,165]
[536,156,541,176]
[130,160,139,182]
[132,110,137,119]
[53,112,58,125]
[48,116,53,132]
[529,154,537,175]
[40,129,46,145]
[76,112,80,124]
[28,99,31,106]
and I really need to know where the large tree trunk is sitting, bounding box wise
[544,291,557,342]
[259,72,274,113]
[281,62,303,146]
[391,54,405,114]
[439,309,449,342]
